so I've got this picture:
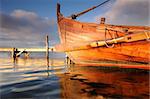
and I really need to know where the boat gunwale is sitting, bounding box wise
[57,3,150,30]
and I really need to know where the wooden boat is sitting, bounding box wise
[55,2,150,69]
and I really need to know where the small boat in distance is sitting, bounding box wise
[55,1,150,69]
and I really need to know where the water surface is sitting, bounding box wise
[0,54,149,99]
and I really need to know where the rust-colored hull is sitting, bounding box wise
[56,4,150,69]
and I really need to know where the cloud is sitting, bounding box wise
[0,10,58,47]
[11,10,38,19]
[95,0,149,26]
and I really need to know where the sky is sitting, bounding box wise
[0,0,149,48]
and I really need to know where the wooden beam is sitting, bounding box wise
[46,35,49,58]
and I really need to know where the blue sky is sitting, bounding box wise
[1,0,113,22]
[0,0,149,47]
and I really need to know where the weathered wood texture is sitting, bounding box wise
[46,35,49,58]
[56,4,150,68]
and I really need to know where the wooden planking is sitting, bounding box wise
[67,40,150,63]
[57,4,150,68]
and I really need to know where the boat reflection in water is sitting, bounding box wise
[59,65,149,99]
[0,57,149,99]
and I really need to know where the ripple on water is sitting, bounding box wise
[0,58,65,99]
[1,75,61,98]
[0,58,149,99]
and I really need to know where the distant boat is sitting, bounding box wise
[55,1,150,69]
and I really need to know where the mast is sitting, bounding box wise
[69,0,111,19]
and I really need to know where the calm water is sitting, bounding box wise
[0,53,149,99]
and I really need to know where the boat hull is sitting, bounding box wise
[66,40,150,69]
[66,40,149,63]
[56,4,150,69]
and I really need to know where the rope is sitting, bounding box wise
[69,0,111,19]
[144,31,150,40]
[104,27,114,48]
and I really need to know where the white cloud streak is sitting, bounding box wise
[95,0,149,26]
